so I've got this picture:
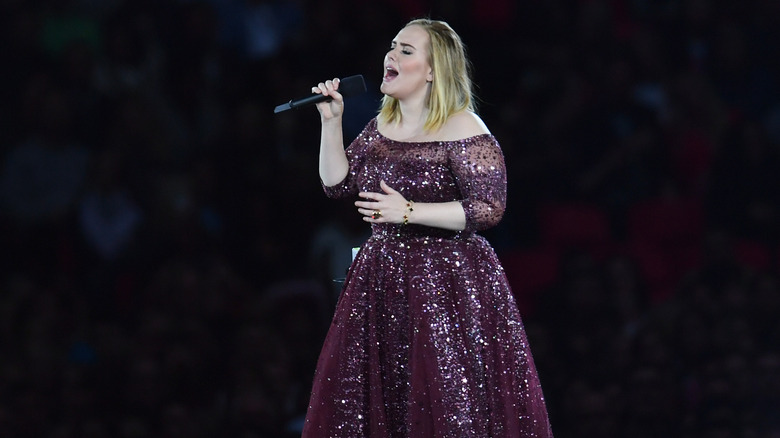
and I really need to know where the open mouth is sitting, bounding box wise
[384,67,399,81]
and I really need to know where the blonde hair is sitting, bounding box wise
[378,18,475,132]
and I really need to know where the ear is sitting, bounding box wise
[427,68,433,83]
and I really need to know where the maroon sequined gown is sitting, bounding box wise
[303,118,553,437]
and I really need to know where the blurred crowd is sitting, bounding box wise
[1,0,779,436]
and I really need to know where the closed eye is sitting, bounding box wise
[389,42,415,55]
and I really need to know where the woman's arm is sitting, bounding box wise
[314,78,349,187]
[355,116,505,232]
[355,131,508,232]
[355,181,467,231]
[449,135,507,232]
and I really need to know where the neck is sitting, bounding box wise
[397,94,429,133]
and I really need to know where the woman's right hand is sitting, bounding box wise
[313,78,344,121]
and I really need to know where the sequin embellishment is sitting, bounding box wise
[305,118,553,437]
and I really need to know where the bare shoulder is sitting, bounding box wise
[440,111,491,140]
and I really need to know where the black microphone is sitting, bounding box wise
[273,75,367,114]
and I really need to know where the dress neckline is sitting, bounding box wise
[370,118,494,145]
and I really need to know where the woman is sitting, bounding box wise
[303,18,553,437]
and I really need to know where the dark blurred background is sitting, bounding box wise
[1,0,780,436]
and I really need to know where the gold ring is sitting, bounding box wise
[372,210,382,219]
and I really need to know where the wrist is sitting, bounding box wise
[321,115,343,125]
[402,200,415,226]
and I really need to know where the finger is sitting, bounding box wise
[325,79,341,94]
[379,180,397,194]
[358,192,383,201]
[356,208,379,217]
[329,89,344,103]
[329,90,344,103]
[317,82,330,96]
[355,201,381,210]
[357,209,383,222]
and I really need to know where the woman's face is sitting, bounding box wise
[380,25,433,102]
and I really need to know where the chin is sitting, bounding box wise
[379,83,395,97]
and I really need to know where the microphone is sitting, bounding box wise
[274,75,367,114]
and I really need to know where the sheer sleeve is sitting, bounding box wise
[447,135,507,232]
[321,119,376,199]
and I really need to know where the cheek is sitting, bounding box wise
[404,59,426,74]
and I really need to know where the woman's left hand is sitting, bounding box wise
[355,180,408,224]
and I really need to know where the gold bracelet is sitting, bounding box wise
[402,201,414,226]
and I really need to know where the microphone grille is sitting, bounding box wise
[338,75,367,98]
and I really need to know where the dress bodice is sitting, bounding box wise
[323,118,508,234]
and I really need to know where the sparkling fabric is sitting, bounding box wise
[303,118,553,437]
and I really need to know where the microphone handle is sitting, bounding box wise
[274,75,366,114]
[274,94,331,113]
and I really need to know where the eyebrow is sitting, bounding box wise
[392,41,416,50]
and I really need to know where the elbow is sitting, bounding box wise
[462,199,505,232]
[321,177,351,199]
[479,203,505,230]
